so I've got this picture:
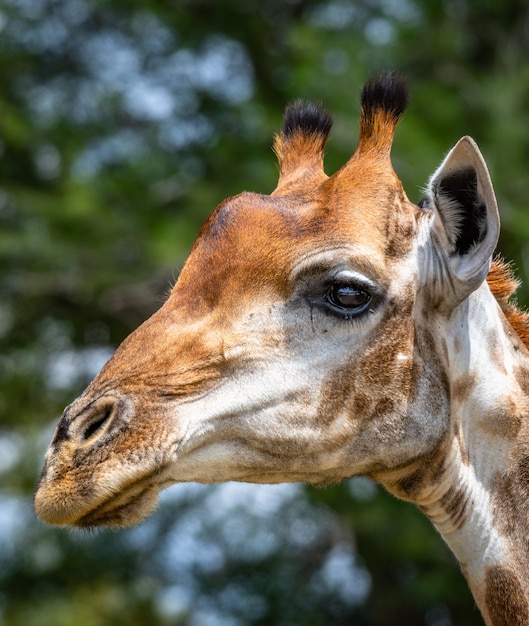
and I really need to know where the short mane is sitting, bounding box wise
[487,257,529,347]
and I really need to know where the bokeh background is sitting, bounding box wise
[2,1,529,624]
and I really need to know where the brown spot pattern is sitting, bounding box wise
[490,459,529,580]
[517,454,529,486]
[317,357,359,426]
[452,374,477,404]
[352,391,372,416]
[373,397,396,417]
[485,566,528,626]
[491,471,518,539]
[514,365,529,398]
[479,401,522,440]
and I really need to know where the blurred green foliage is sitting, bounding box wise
[2,0,529,624]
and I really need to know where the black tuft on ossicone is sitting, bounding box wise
[361,71,409,125]
[281,100,333,139]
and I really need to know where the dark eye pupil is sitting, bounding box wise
[330,285,370,309]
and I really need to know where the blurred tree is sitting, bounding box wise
[2,0,529,624]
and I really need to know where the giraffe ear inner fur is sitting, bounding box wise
[426,135,500,295]
[432,166,488,256]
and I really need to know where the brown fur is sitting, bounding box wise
[485,566,529,626]
[479,400,522,440]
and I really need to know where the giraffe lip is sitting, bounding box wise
[74,488,154,528]
[73,472,172,529]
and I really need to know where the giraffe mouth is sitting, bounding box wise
[74,485,155,528]
[72,471,176,529]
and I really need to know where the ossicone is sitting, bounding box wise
[272,100,333,195]
[272,72,409,195]
[356,71,409,156]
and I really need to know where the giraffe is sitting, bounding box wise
[35,72,529,625]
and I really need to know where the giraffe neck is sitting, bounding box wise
[385,283,529,625]
[419,439,529,625]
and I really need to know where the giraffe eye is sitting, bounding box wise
[326,284,372,315]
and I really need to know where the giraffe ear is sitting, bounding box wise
[425,136,500,298]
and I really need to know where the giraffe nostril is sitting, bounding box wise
[81,407,114,443]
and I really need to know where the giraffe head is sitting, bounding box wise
[35,73,500,528]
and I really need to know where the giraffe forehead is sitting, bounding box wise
[200,189,394,246]
[175,184,417,307]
